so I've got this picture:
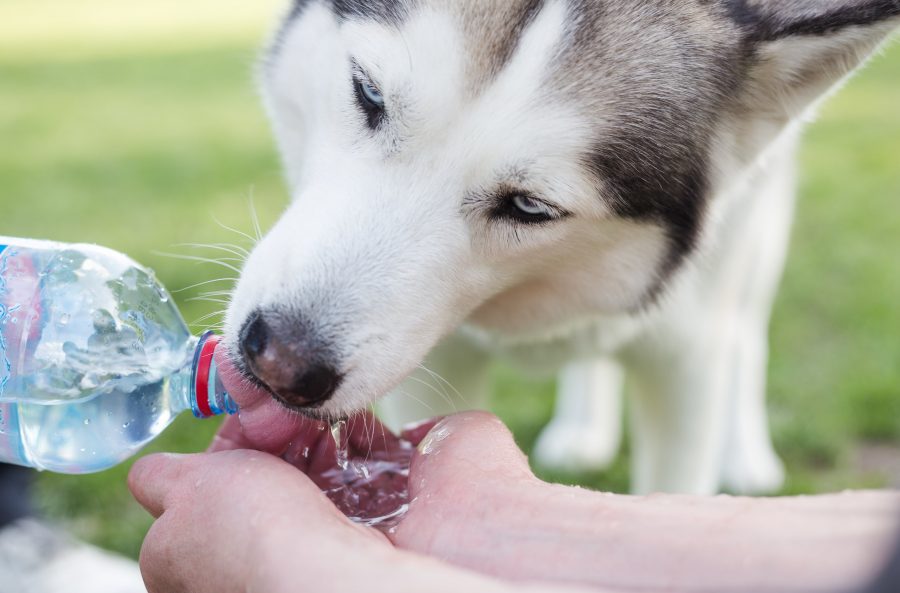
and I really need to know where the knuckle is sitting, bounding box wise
[139,518,183,593]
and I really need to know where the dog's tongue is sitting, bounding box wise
[214,349,306,454]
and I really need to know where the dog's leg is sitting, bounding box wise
[625,333,730,494]
[627,309,784,495]
[717,315,786,495]
[532,357,624,473]
[715,140,798,495]
[626,135,797,495]
[627,317,785,495]
[377,332,491,432]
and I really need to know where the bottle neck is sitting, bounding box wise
[189,332,238,419]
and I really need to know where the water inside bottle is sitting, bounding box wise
[0,242,198,471]
[315,419,412,530]
[10,370,189,472]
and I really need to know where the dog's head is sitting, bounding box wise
[225,0,898,416]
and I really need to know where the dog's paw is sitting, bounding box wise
[532,421,620,474]
[720,449,786,495]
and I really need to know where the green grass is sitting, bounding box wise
[1,2,898,559]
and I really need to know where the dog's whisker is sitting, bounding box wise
[406,374,457,411]
[189,316,225,327]
[418,363,470,408]
[376,407,387,461]
[395,388,437,414]
[402,377,455,414]
[362,410,372,463]
[248,191,263,241]
[216,242,251,258]
[212,214,259,246]
[416,365,455,407]
[193,297,232,305]
[367,403,380,462]
[195,290,234,298]
[171,277,237,294]
[185,297,231,305]
[153,251,243,274]
[189,310,226,326]
[176,242,250,260]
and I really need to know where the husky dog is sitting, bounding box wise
[225,0,900,494]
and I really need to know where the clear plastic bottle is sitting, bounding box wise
[0,237,237,473]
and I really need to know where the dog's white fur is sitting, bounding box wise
[227,0,899,494]
[381,125,799,494]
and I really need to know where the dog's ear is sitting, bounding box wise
[732,1,900,117]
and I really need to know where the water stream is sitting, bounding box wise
[316,418,413,530]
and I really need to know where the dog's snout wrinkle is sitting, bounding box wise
[238,309,343,409]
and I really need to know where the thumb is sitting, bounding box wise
[409,411,533,499]
[128,453,192,518]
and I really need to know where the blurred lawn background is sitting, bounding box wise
[1,0,898,560]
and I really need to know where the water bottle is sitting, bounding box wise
[0,237,237,474]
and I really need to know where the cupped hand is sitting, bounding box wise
[127,413,583,593]
[128,349,592,593]
[216,347,542,554]
[213,348,540,541]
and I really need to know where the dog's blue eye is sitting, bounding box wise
[488,191,566,226]
[358,80,384,108]
[353,76,386,129]
[512,195,552,217]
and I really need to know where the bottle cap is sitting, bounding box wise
[191,331,238,418]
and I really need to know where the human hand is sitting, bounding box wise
[199,351,595,586]
[209,349,540,546]
[127,350,609,593]
[128,416,597,593]
[153,350,900,593]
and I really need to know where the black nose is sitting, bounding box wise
[239,310,342,408]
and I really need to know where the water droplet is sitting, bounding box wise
[331,419,349,470]
[58,313,71,326]
[83,418,90,425]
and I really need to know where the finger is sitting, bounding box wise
[128,453,192,518]
[135,450,353,593]
[139,516,187,593]
[281,420,331,472]
[233,401,306,455]
[207,415,252,452]
[409,411,533,497]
